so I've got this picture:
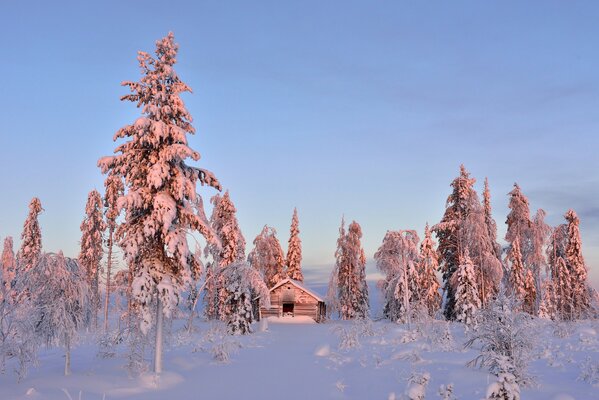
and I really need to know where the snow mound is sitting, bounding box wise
[314,344,331,357]
[267,316,316,324]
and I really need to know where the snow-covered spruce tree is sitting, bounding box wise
[483,178,502,260]
[434,166,500,318]
[505,183,532,262]
[564,209,592,319]
[538,279,558,320]
[1,237,16,297]
[332,220,369,320]
[286,208,304,282]
[248,225,285,289]
[374,230,420,322]
[204,191,246,321]
[452,251,481,328]
[21,252,89,376]
[418,224,441,316]
[103,174,124,332]
[79,189,106,330]
[507,237,526,306]
[17,197,43,276]
[554,256,573,320]
[522,270,536,316]
[221,261,270,334]
[98,32,220,374]
[528,209,551,313]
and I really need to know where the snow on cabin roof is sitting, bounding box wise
[269,278,324,303]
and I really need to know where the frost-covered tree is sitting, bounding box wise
[452,251,481,328]
[522,270,536,315]
[554,256,572,320]
[538,279,558,320]
[286,208,303,282]
[98,33,220,374]
[374,230,420,322]
[329,219,369,320]
[21,252,89,376]
[418,224,441,316]
[79,189,106,330]
[507,238,526,305]
[17,197,43,276]
[248,225,285,289]
[434,166,500,318]
[528,209,551,311]
[1,237,16,296]
[221,261,269,335]
[103,174,124,332]
[564,209,592,318]
[204,191,246,320]
[483,178,501,260]
[505,184,532,260]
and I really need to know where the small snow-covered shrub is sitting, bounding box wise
[466,290,536,386]
[486,364,520,400]
[97,329,123,359]
[428,321,455,351]
[335,324,361,350]
[405,371,430,400]
[552,321,574,339]
[578,356,599,385]
[210,338,241,363]
[437,383,456,400]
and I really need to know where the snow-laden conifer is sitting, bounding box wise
[204,191,246,321]
[330,219,369,320]
[221,261,269,335]
[248,225,285,289]
[564,209,591,318]
[434,166,500,317]
[418,224,441,316]
[538,279,558,320]
[79,189,106,330]
[483,178,501,260]
[522,270,536,315]
[507,237,526,305]
[374,230,420,322]
[529,209,551,312]
[505,183,532,263]
[21,252,89,376]
[1,237,16,297]
[452,251,481,328]
[286,208,303,282]
[103,174,124,332]
[17,198,43,276]
[98,33,220,374]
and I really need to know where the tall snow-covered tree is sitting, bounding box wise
[98,32,221,374]
[452,251,481,328]
[483,178,501,260]
[529,209,551,312]
[286,208,303,282]
[248,225,285,289]
[204,191,246,321]
[505,183,532,263]
[522,270,536,315]
[79,189,106,330]
[434,166,500,318]
[374,230,420,322]
[103,174,124,332]
[538,279,558,320]
[564,209,591,319]
[17,197,43,276]
[1,237,16,296]
[418,224,441,316]
[221,261,270,335]
[507,237,526,305]
[21,252,89,376]
[329,219,369,320]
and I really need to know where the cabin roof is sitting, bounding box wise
[269,278,325,303]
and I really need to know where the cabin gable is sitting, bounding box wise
[258,278,326,322]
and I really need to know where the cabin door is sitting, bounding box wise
[282,303,294,316]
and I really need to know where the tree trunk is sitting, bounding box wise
[104,229,113,333]
[64,334,71,376]
[154,297,164,374]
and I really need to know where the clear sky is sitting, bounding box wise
[1,1,598,289]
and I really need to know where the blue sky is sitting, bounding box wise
[1,1,598,289]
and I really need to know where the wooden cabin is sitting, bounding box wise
[257,278,326,322]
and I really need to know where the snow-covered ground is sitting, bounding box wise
[1,317,598,399]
